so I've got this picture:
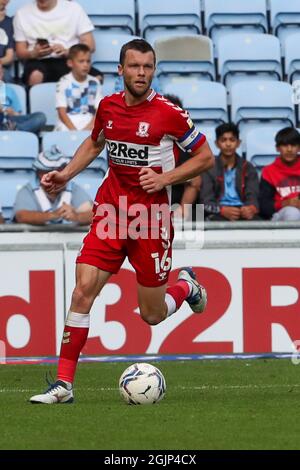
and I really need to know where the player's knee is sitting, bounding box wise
[140,307,164,325]
[72,283,95,307]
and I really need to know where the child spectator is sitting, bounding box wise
[0,63,46,132]
[259,127,300,221]
[55,43,102,131]
[201,123,259,221]
[0,0,14,82]
[13,146,93,225]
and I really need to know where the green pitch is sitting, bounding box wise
[1,359,300,450]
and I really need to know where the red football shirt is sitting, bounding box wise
[91,90,206,211]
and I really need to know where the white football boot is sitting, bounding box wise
[30,380,74,404]
[178,267,207,313]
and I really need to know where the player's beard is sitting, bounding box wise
[124,78,151,98]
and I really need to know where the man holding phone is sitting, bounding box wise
[13,0,98,86]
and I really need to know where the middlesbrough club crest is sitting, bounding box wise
[136,121,150,137]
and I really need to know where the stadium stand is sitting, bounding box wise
[0,131,38,169]
[231,80,295,147]
[218,33,282,88]
[284,32,300,82]
[73,171,103,201]
[42,131,108,173]
[8,84,26,114]
[246,124,285,168]
[231,80,295,125]
[6,0,30,17]
[29,83,57,127]
[195,123,219,156]
[75,0,135,34]
[269,0,300,42]
[204,0,268,56]
[161,79,228,124]
[154,35,215,86]
[0,170,34,221]
[92,31,139,73]
[137,0,201,43]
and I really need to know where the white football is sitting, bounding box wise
[119,362,166,405]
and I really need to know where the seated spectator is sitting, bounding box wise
[13,146,93,225]
[0,0,14,82]
[13,0,100,86]
[0,63,46,132]
[201,123,259,221]
[259,127,300,221]
[161,94,201,221]
[55,44,102,131]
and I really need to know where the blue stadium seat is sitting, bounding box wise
[145,28,198,46]
[75,0,135,33]
[231,80,295,125]
[29,83,57,126]
[204,0,267,52]
[284,32,300,82]
[218,33,282,88]
[195,123,219,156]
[270,0,300,41]
[137,0,201,41]
[0,131,38,169]
[246,124,286,168]
[231,81,295,149]
[92,31,140,73]
[6,0,30,17]
[73,170,104,201]
[102,74,118,97]
[161,79,228,123]
[42,131,108,173]
[8,84,27,114]
[154,35,215,84]
[0,170,34,221]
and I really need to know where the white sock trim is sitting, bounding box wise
[165,293,177,317]
[65,311,90,328]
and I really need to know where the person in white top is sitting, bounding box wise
[56,43,102,131]
[13,0,97,86]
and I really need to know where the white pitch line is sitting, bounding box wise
[0,384,300,393]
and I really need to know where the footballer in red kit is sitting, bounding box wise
[29,39,214,404]
[76,90,206,286]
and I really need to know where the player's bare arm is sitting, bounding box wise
[139,141,214,194]
[41,133,105,193]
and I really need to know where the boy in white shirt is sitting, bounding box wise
[55,43,102,131]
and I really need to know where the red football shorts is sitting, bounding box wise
[76,214,174,287]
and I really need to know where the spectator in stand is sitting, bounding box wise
[162,94,201,221]
[13,0,99,86]
[0,63,46,132]
[259,127,300,221]
[55,44,102,131]
[0,0,14,82]
[201,123,260,221]
[13,146,93,225]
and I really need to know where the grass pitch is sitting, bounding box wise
[0,359,300,450]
